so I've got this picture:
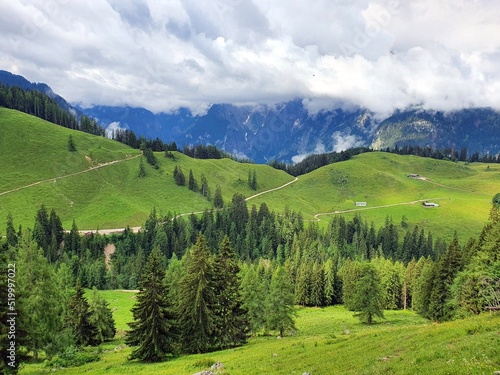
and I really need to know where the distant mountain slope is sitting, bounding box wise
[0,70,79,114]
[2,70,500,163]
[0,108,293,230]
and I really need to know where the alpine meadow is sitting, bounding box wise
[2,2,500,373]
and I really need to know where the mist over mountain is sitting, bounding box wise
[2,70,499,164]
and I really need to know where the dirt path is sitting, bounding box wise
[78,176,299,234]
[0,153,142,197]
[312,197,448,222]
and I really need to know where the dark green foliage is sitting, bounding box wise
[67,135,76,152]
[143,148,159,168]
[126,247,177,362]
[188,169,197,191]
[88,288,116,343]
[427,235,464,322]
[248,169,257,190]
[200,174,210,199]
[173,165,186,186]
[213,185,224,208]
[212,236,249,349]
[16,232,67,359]
[492,193,500,207]
[266,266,296,336]
[240,265,267,335]
[5,213,17,247]
[138,159,146,177]
[351,263,385,324]
[66,282,98,347]
[176,235,216,353]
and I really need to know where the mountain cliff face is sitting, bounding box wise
[2,70,499,163]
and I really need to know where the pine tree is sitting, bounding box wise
[176,234,216,353]
[67,135,76,152]
[16,232,67,359]
[88,287,116,343]
[310,262,325,307]
[240,265,267,335]
[138,158,146,177]
[351,263,385,324]
[173,166,185,185]
[200,174,210,199]
[428,235,463,321]
[212,236,249,349]
[266,266,296,336]
[188,169,197,191]
[294,261,311,306]
[5,213,17,247]
[213,185,224,209]
[66,281,98,347]
[126,247,177,361]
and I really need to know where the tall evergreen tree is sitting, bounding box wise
[428,235,464,322]
[188,169,197,191]
[66,281,98,347]
[88,287,116,343]
[176,234,216,353]
[16,232,67,359]
[213,185,224,209]
[67,135,76,152]
[5,213,17,247]
[212,236,249,349]
[351,263,385,324]
[126,247,177,362]
[240,265,267,335]
[266,266,296,336]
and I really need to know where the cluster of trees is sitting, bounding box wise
[268,147,370,176]
[0,83,104,136]
[2,196,498,367]
[0,232,115,373]
[247,169,257,190]
[172,166,215,203]
[386,144,500,164]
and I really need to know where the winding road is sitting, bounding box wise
[0,153,142,197]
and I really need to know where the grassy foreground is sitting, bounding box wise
[20,290,500,375]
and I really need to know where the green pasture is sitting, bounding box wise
[20,289,500,375]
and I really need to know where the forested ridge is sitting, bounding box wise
[1,192,499,369]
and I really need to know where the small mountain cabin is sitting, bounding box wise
[422,202,439,207]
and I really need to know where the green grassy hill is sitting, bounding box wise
[1,108,499,242]
[250,152,499,242]
[20,290,500,375]
[0,108,293,230]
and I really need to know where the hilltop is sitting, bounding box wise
[1,107,499,242]
[0,108,293,231]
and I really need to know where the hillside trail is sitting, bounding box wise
[77,176,299,234]
[0,153,142,197]
[312,197,448,222]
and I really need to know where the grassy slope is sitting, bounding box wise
[250,152,499,242]
[0,108,293,230]
[20,290,500,375]
[2,108,499,241]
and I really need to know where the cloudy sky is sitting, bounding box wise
[1,0,499,116]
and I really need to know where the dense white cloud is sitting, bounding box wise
[0,0,499,115]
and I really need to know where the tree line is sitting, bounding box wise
[1,196,499,368]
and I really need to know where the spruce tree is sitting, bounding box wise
[213,185,224,209]
[266,266,296,336]
[428,235,464,321]
[212,236,249,349]
[138,159,146,177]
[176,234,216,353]
[5,213,17,247]
[240,265,267,335]
[188,169,197,191]
[67,135,76,152]
[67,281,98,347]
[351,263,385,324]
[88,287,116,343]
[126,247,176,361]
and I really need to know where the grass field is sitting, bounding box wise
[20,290,500,375]
[1,108,499,242]
[0,108,293,230]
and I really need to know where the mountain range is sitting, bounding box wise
[2,69,499,163]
